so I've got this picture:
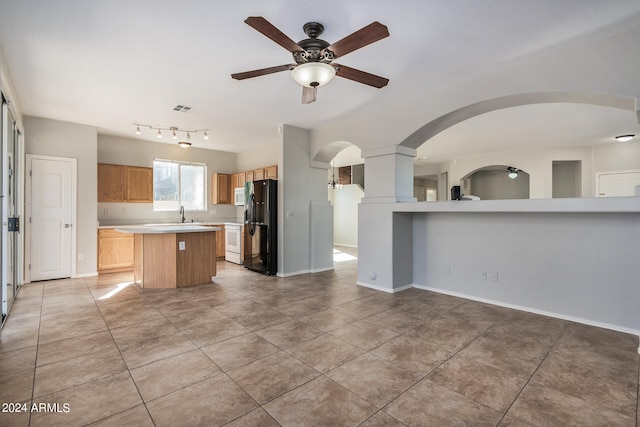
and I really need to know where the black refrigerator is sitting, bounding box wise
[243,179,277,275]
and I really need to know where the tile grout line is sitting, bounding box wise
[89,277,158,426]
[28,281,45,427]
[493,320,570,426]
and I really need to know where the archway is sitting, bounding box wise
[400,91,637,150]
[461,165,530,200]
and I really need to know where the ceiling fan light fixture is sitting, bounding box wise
[291,62,336,88]
[178,141,191,148]
[615,134,635,142]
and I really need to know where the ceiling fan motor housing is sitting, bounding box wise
[294,22,334,64]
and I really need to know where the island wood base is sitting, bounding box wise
[133,231,217,288]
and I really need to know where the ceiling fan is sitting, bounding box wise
[231,16,390,104]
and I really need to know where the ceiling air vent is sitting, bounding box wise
[173,105,192,113]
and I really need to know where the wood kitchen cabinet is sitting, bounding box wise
[245,170,254,183]
[98,163,126,202]
[216,225,225,260]
[98,228,134,273]
[98,163,153,203]
[126,166,153,203]
[237,172,246,187]
[253,168,265,180]
[231,173,239,190]
[265,165,278,179]
[212,173,231,204]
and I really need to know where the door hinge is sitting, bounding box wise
[8,217,19,232]
[28,263,31,271]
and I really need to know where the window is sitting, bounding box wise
[153,160,206,211]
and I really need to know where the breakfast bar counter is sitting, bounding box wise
[115,225,221,289]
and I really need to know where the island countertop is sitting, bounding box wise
[115,225,221,234]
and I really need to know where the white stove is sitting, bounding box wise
[224,223,242,264]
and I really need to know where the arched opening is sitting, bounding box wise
[312,141,364,262]
[461,165,530,200]
[405,92,639,200]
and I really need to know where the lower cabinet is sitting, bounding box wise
[214,225,225,260]
[98,228,134,273]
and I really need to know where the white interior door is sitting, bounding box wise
[597,171,640,197]
[30,157,74,281]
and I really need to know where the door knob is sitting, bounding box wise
[65,224,72,228]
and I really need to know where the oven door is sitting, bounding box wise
[224,224,242,264]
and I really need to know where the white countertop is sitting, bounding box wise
[115,224,221,234]
[99,221,242,229]
[385,197,640,213]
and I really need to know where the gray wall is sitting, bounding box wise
[97,135,241,224]
[413,212,640,333]
[592,141,640,173]
[236,141,279,172]
[470,170,530,199]
[24,116,97,276]
[552,160,581,198]
[279,125,333,276]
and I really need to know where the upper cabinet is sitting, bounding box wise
[126,166,153,203]
[253,168,265,180]
[98,163,153,203]
[98,163,126,202]
[265,165,278,179]
[212,173,231,204]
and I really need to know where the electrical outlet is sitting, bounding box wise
[490,271,499,281]
[443,264,450,275]
[481,271,487,280]
[178,241,186,251]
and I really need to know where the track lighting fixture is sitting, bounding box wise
[133,123,210,145]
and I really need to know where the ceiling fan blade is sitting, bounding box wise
[334,64,389,88]
[302,86,317,104]
[231,64,294,80]
[244,16,304,53]
[325,21,389,59]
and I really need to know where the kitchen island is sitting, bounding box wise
[115,225,221,289]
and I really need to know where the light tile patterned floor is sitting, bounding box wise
[0,247,638,426]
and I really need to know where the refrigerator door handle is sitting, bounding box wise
[249,193,257,236]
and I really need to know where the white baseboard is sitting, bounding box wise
[413,284,640,337]
[72,272,99,278]
[356,281,413,294]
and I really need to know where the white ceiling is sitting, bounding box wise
[1,1,640,166]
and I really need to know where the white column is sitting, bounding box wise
[357,144,417,292]
[361,145,417,203]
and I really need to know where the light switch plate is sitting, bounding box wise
[179,241,185,250]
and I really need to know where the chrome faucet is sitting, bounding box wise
[179,206,185,223]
